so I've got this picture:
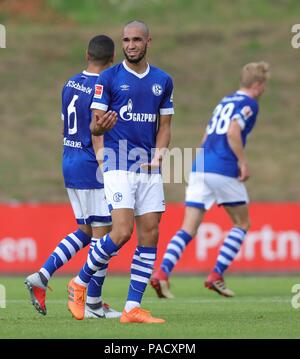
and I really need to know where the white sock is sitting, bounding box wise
[86,296,102,305]
[74,275,88,287]
[125,301,140,312]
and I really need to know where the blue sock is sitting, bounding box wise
[40,229,91,281]
[161,229,193,276]
[86,237,108,304]
[125,246,156,311]
[76,234,118,286]
[86,263,108,305]
[214,227,246,275]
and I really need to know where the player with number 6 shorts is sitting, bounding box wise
[25,35,121,319]
[151,62,270,299]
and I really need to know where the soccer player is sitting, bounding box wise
[67,20,174,323]
[151,62,270,298]
[25,35,120,319]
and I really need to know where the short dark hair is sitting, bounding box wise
[87,35,114,65]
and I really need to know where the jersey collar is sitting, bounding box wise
[82,70,99,77]
[236,90,248,96]
[122,60,150,79]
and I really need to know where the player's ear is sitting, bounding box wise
[147,36,152,48]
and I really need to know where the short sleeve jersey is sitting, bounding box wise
[62,71,103,189]
[192,91,259,177]
[90,60,174,172]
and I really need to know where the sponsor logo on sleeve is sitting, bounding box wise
[241,105,253,120]
[94,84,104,99]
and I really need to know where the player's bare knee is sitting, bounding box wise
[117,230,132,245]
[111,225,133,246]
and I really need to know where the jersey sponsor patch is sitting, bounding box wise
[94,84,104,99]
[119,99,157,122]
[241,105,253,120]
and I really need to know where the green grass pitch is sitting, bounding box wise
[0,275,300,339]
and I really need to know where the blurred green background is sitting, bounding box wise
[0,0,300,202]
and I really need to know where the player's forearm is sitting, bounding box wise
[92,135,104,165]
[90,109,106,136]
[227,130,246,164]
[90,118,104,136]
[154,118,171,161]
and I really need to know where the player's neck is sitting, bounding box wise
[124,59,148,74]
[238,87,255,99]
[85,63,109,75]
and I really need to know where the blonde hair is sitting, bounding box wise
[240,61,270,88]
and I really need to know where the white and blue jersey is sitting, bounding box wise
[90,60,174,172]
[62,70,103,189]
[192,91,259,178]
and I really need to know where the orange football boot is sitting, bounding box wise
[67,278,86,320]
[120,307,165,324]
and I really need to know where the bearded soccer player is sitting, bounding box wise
[67,20,174,323]
[25,35,120,319]
[151,62,270,299]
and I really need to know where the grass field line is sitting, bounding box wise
[7,296,292,304]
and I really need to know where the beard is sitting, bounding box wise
[123,46,147,64]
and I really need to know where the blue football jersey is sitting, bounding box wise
[62,70,103,189]
[192,91,259,177]
[91,60,174,172]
